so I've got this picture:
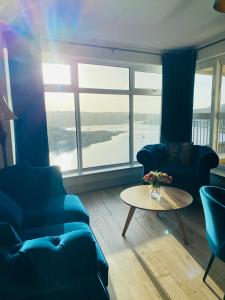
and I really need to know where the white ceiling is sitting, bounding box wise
[0,0,225,53]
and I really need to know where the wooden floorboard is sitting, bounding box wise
[80,185,225,300]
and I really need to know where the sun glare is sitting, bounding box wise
[42,63,71,85]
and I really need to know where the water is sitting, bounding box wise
[50,121,225,171]
[50,122,160,171]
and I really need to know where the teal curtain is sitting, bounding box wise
[160,49,197,143]
[4,30,49,167]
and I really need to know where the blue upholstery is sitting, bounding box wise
[137,143,219,197]
[0,222,22,247]
[200,186,225,261]
[0,163,109,300]
[0,231,108,300]
[0,191,23,231]
[0,161,37,206]
[21,222,108,287]
[33,166,66,198]
[22,195,89,228]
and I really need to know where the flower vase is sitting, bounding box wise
[149,185,161,200]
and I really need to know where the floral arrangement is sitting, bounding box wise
[143,171,172,188]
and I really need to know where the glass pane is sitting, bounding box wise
[218,65,225,164]
[78,64,129,90]
[45,92,77,171]
[80,94,129,168]
[135,71,162,89]
[133,95,161,160]
[42,63,71,85]
[192,67,213,145]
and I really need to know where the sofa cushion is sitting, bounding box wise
[0,230,98,295]
[21,222,109,287]
[0,222,22,247]
[0,191,23,231]
[0,161,37,207]
[22,195,89,229]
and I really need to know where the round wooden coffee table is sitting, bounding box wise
[120,185,193,244]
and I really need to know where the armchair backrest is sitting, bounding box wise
[0,161,37,207]
[136,143,167,172]
[33,165,66,199]
[0,162,66,208]
[200,186,225,260]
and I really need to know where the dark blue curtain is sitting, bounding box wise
[4,30,49,167]
[160,49,197,143]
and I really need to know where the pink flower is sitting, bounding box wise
[143,171,172,185]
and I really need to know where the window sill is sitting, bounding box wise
[62,163,143,194]
[63,163,141,179]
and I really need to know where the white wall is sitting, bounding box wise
[41,40,161,67]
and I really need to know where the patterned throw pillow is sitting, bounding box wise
[167,142,193,165]
[167,143,180,163]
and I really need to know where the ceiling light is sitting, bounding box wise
[214,0,225,13]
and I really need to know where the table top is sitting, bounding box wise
[120,185,193,212]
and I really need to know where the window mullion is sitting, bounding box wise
[78,88,129,95]
[129,68,134,163]
[132,89,161,96]
[44,84,73,92]
[73,63,83,172]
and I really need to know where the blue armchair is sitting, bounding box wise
[200,186,225,295]
[0,162,109,300]
[137,144,219,197]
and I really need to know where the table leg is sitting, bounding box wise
[122,206,136,237]
[175,211,188,244]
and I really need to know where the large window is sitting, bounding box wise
[192,67,213,145]
[80,93,129,168]
[45,92,77,172]
[193,57,225,168]
[42,62,162,173]
[218,64,225,165]
[133,95,161,159]
[133,70,162,160]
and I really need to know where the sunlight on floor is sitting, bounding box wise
[81,186,225,300]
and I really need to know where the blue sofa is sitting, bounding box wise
[0,162,109,300]
[137,143,219,197]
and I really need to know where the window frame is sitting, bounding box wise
[42,57,162,174]
[195,55,225,170]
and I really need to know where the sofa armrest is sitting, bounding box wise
[136,143,167,174]
[0,230,98,298]
[192,145,219,184]
[33,165,66,197]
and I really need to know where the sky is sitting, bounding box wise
[193,74,212,110]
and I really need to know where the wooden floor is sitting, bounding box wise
[80,184,225,300]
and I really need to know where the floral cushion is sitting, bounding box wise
[167,142,193,165]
